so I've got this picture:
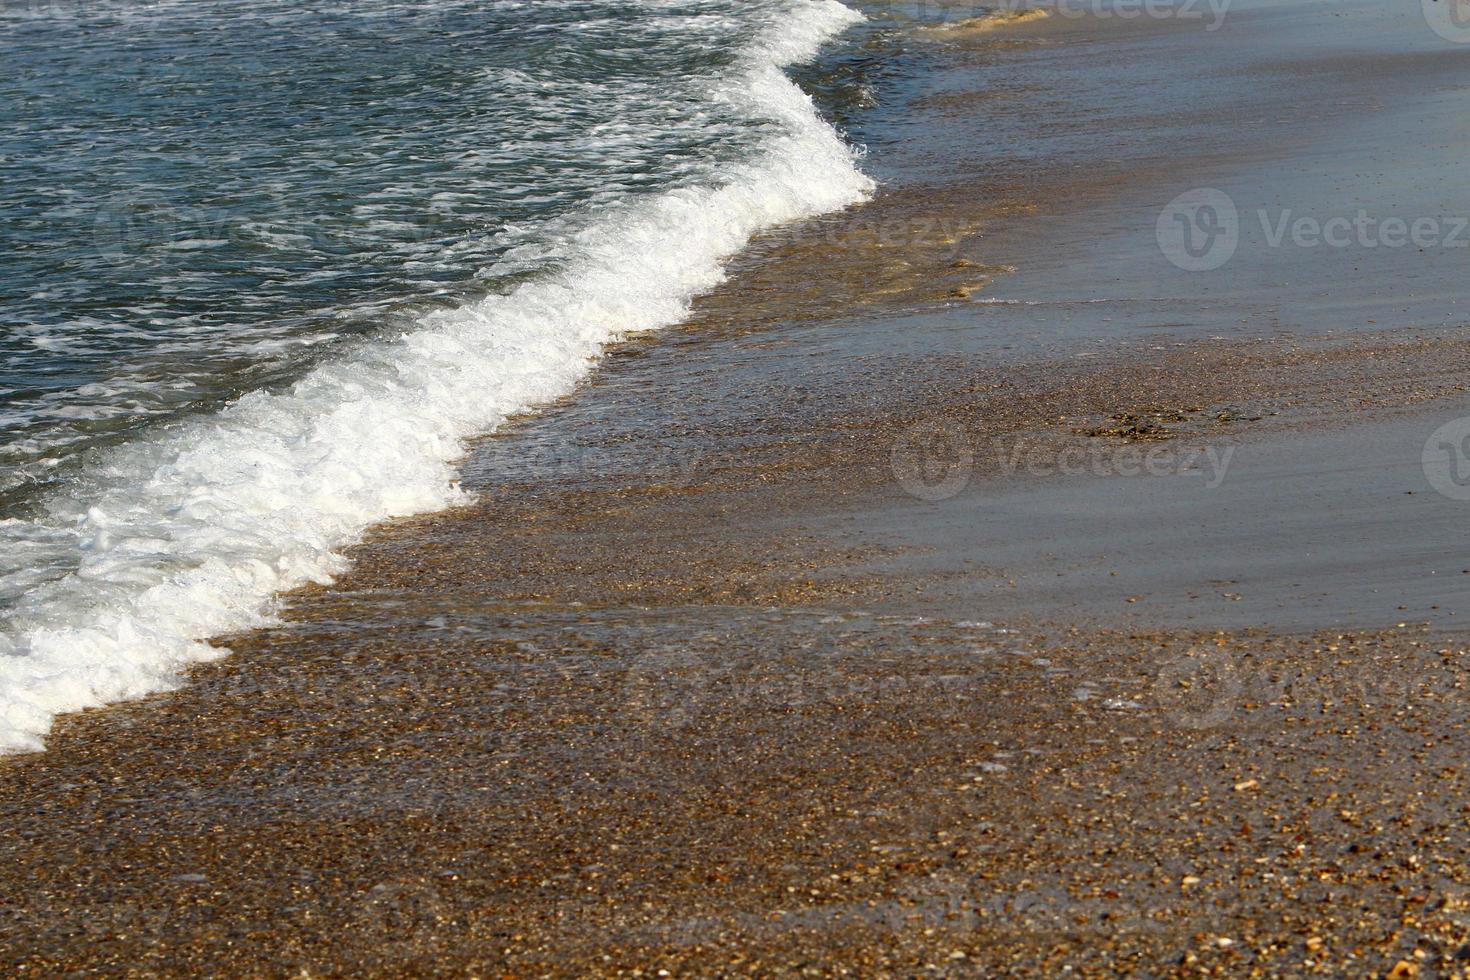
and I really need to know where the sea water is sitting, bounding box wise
[0,0,872,752]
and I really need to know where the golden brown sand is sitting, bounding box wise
[7,2,1470,976]
[5,322,1470,976]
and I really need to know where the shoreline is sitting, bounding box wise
[7,0,1470,975]
[7,320,1470,972]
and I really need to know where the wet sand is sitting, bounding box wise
[8,323,1470,975]
[7,0,1470,976]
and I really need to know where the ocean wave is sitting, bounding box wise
[0,0,872,754]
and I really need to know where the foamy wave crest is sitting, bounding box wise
[0,0,872,753]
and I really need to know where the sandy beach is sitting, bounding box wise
[6,0,1470,975]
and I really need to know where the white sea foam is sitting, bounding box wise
[0,0,872,753]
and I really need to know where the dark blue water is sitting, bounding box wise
[0,0,797,505]
[0,0,873,753]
